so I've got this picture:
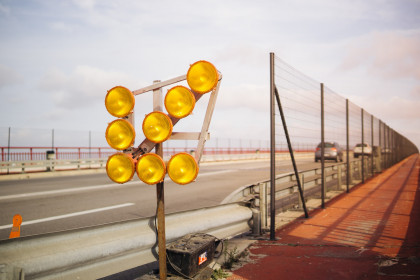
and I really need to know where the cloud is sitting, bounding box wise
[38,65,142,109]
[0,64,23,88]
[339,30,420,80]
[0,3,10,15]
[72,0,97,10]
[217,83,269,113]
[49,21,74,32]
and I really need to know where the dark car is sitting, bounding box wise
[315,142,343,162]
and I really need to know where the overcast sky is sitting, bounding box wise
[0,0,419,149]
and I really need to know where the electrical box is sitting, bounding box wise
[166,233,216,278]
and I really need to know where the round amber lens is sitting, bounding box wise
[106,153,135,184]
[165,86,196,119]
[186,61,218,94]
[142,112,173,143]
[136,153,166,185]
[167,153,199,185]
[105,86,135,118]
[105,119,135,150]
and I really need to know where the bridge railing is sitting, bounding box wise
[0,149,318,175]
[0,154,372,279]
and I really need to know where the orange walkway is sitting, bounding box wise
[228,154,420,279]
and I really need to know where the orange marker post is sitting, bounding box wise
[9,214,22,239]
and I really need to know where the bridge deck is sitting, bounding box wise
[228,154,420,279]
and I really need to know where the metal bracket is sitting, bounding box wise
[130,74,222,164]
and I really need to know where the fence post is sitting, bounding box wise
[321,83,325,208]
[361,108,365,183]
[270,52,276,240]
[378,120,382,172]
[348,161,353,185]
[346,99,350,192]
[7,127,11,174]
[371,115,374,176]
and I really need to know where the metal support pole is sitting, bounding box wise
[387,124,390,168]
[379,120,382,171]
[89,131,92,162]
[346,99,349,192]
[321,83,325,208]
[269,53,276,240]
[274,87,309,218]
[371,115,374,176]
[153,80,167,280]
[7,127,10,174]
[361,109,365,183]
[298,174,305,209]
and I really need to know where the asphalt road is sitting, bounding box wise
[0,158,324,240]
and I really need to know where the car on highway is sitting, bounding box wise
[315,142,343,162]
[353,143,372,158]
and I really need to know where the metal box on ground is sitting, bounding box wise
[166,233,216,278]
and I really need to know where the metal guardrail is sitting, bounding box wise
[0,203,252,280]
[0,154,382,279]
[0,158,107,174]
[223,157,376,230]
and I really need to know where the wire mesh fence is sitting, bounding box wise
[272,53,418,171]
[268,52,418,239]
[273,56,320,173]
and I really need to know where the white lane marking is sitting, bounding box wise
[0,203,135,230]
[197,170,235,177]
[0,170,235,201]
[0,181,141,201]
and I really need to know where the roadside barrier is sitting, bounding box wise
[0,155,382,279]
[0,203,252,280]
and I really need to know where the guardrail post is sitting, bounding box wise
[260,182,267,230]
[357,159,362,181]
[252,209,261,236]
[337,164,342,191]
[364,157,368,179]
[298,173,304,209]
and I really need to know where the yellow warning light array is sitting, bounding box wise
[106,153,135,184]
[105,119,135,150]
[164,86,196,119]
[136,153,166,185]
[142,111,173,143]
[105,86,135,118]
[186,60,218,94]
[167,152,199,185]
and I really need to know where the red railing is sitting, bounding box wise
[0,146,316,162]
[0,147,114,161]
[0,146,284,162]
